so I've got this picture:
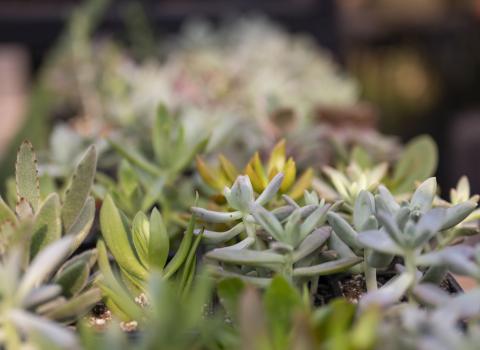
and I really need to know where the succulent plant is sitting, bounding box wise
[0,235,85,349]
[192,174,362,290]
[315,135,438,206]
[97,195,202,320]
[0,141,100,325]
[197,139,313,202]
[0,140,100,349]
[354,178,477,307]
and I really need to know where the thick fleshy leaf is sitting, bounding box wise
[206,248,285,267]
[354,190,376,231]
[288,168,313,200]
[441,201,477,230]
[163,214,195,278]
[100,195,148,282]
[9,309,79,348]
[293,257,363,277]
[250,203,284,242]
[23,285,62,309]
[209,266,272,288]
[131,212,150,268]
[18,236,75,301]
[327,212,361,250]
[62,145,97,231]
[201,223,245,244]
[44,288,102,322]
[255,173,284,206]
[375,186,400,214]
[284,208,301,246]
[224,175,254,212]
[264,275,302,348]
[299,204,330,241]
[360,273,414,309]
[410,177,437,213]
[357,230,402,255]
[328,232,358,259]
[191,207,242,223]
[54,249,97,297]
[149,208,169,270]
[412,208,446,248]
[16,140,40,211]
[413,283,451,306]
[219,155,239,183]
[367,251,394,269]
[30,193,62,259]
[392,135,438,194]
[375,209,404,245]
[293,227,331,262]
[65,196,95,255]
[267,139,286,174]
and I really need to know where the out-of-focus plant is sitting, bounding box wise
[315,135,438,205]
[197,139,313,202]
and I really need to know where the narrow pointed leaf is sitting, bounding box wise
[31,193,62,259]
[149,208,169,270]
[293,257,363,277]
[357,230,402,255]
[16,140,40,211]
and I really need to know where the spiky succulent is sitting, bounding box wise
[197,139,313,202]
[0,141,100,348]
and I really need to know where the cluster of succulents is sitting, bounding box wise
[1,1,479,349]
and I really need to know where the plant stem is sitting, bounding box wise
[364,249,377,292]
[404,250,417,303]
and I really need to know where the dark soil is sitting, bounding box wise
[313,273,462,306]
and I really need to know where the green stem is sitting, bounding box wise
[404,250,417,303]
[364,249,377,292]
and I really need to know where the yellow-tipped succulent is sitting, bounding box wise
[197,139,313,200]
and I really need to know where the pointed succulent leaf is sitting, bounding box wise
[44,288,102,322]
[357,230,403,255]
[410,177,437,213]
[219,154,239,183]
[293,257,363,277]
[131,211,150,268]
[245,152,268,192]
[100,195,148,282]
[163,214,195,278]
[65,196,95,255]
[250,203,284,242]
[354,190,376,231]
[209,266,272,288]
[412,208,446,248]
[413,283,453,307]
[9,309,79,348]
[109,139,161,177]
[288,168,313,200]
[284,208,301,246]
[327,212,361,250]
[299,204,330,242]
[30,193,62,259]
[329,232,358,260]
[54,259,90,298]
[376,186,400,214]
[191,207,242,223]
[220,237,256,250]
[206,248,285,267]
[224,175,254,212]
[267,139,286,174]
[280,158,296,192]
[23,285,62,309]
[441,201,477,230]
[293,227,331,262]
[16,140,40,211]
[304,190,319,206]
[196,156,224,191]
[375,209,404,245]
[62,146,97,231]
[201,223,245,244]
[255,173,284,206]
[149,208,169,270]
[18,236,75,301]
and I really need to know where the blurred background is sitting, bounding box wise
[1,0,480,193]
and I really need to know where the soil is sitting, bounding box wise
[313,273,462,306]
